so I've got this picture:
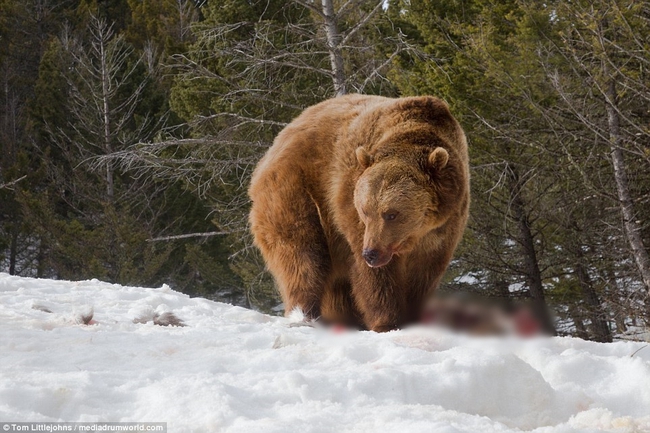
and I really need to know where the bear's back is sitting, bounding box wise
[249,94,389,193]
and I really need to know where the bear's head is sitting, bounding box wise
[353,146,450,268]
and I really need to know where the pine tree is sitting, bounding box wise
[26,14,172,285]
[531,0,650,324]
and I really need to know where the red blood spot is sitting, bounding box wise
[513,309,540,337]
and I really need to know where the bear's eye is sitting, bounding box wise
[383,212,399,221]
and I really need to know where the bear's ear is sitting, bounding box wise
[356,147,373,169]
[427,147,449,171]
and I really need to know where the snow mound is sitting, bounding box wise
[1,273,649,432]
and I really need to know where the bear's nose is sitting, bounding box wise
[362,248,380,266]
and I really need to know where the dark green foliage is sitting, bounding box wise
[1,0,242,305]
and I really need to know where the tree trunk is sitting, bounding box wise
[615,315,627,334]
[494,278,512,303]
[99,31,114,201]
[568,302,589,340]
[36,238,46,278]
[9,226,18,275]
[575,261,612,342]
[507,163,557,335]
[321,0,346,96]
[605,79,650,296]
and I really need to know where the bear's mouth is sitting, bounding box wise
[366,255,393,268]
[362,248,395,268]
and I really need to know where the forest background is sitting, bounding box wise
[2,0,649,342]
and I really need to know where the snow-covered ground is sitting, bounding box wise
[1,273,649,433]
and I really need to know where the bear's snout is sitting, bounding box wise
[362,248,379,264]
[362,248,392,267]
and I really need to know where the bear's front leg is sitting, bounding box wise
[350,258,406,332]
[249,176,331,321]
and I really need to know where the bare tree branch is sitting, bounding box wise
[0,175,27,190]
[147,231,238,242]
[339,0,384,47]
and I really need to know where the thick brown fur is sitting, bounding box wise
[248,94,470,332]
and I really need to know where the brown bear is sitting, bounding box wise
[248,94,469,332]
